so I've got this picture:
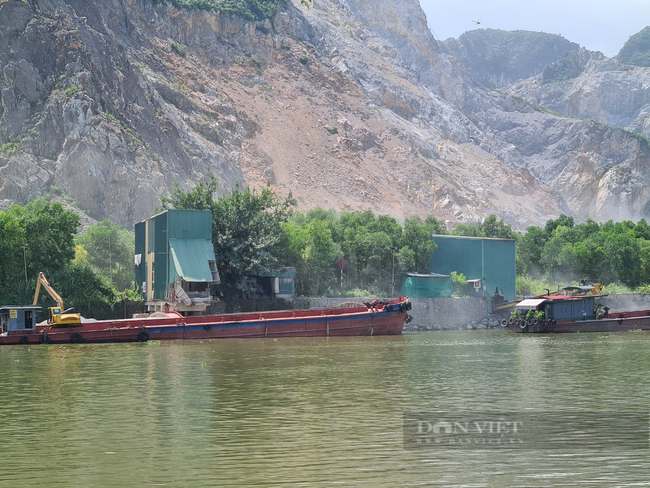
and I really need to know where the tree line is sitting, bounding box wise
[0,199,134,320]
[160,178,444,298]
[3,184,650,320]
[166,181,650,296]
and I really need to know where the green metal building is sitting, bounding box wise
[429,235,516,312]
[135,209,220,314]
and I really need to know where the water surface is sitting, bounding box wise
[1,331,649,487]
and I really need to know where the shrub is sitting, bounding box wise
[171,42,186,57]
[0,140,20,156]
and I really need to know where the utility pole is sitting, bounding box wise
[23,243,28,282]
[391,247,398,297]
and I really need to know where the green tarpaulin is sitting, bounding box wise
[401,273,452,298]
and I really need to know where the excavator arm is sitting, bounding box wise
[33,272,65,309]
[32,272,81,326]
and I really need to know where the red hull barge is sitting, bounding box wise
[0,297,411,345]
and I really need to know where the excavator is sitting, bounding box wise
[32,272,82,327]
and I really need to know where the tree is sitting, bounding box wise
[481,214,516,239]
[335,211,402,293]
[300,220,342,295]
[540,234,567,278]
[46,264,118,321]
[161,178,216,211]
[16,200,80,277]
[638,240,650,283]
[163,178,295,298]
[0,200,79,285]
[280,219,310,295]
[399,216,437,273]
[452,223,484,237]
[212,185,294,296]
[517,226,546,276]
[603,230,641,287]
[75,220,135,291]
[423,215,448,235]
[544,214,574,237]
[450,271,468,297]
[0,210,27,289]
[453,215,515,238]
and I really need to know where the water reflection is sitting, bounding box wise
[1,332,649,487]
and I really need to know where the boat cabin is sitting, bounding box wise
[514,295,597,321]
[0,306,40,333]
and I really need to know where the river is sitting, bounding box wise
[1,331,649,487]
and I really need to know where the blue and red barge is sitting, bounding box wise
[0,297,412,345]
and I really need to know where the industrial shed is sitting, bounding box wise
[429,235,516,312]
[135,209,220,314]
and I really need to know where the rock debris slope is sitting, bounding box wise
[0,0,648,229]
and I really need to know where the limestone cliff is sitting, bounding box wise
[0,0,648,230]
[441,29,579,89]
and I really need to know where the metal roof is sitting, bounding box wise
[169,239,217,282]
[0,305,41,311]
[405,272,451,279]
[431,234,515,242]
[515,298,548,310]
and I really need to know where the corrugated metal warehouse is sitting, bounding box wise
[429,235,516,312]
[135,209,220,314]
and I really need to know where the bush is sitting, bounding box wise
[149,0,280,21]
[0,140,20,156]
[516,276,554,297]
[171,43,186,57]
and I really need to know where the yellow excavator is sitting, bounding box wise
[33,272,82,327]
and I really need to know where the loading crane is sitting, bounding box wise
[33,272,82,327]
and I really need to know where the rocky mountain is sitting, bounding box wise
[441,29,579,89]
[618,26,650,67]
[0,0,649,230]
[507,46,650,138]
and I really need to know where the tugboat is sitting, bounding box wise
[501,285,650,333]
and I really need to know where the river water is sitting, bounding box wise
[1,331,649,487]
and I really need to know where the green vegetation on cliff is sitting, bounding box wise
[149,0,282,21]
[618,26,650,67]
[542,50,583,83]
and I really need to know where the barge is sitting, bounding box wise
[501,290,650,333]
[0,297,412,345]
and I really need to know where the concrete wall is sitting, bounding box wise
[409,297,490,329]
